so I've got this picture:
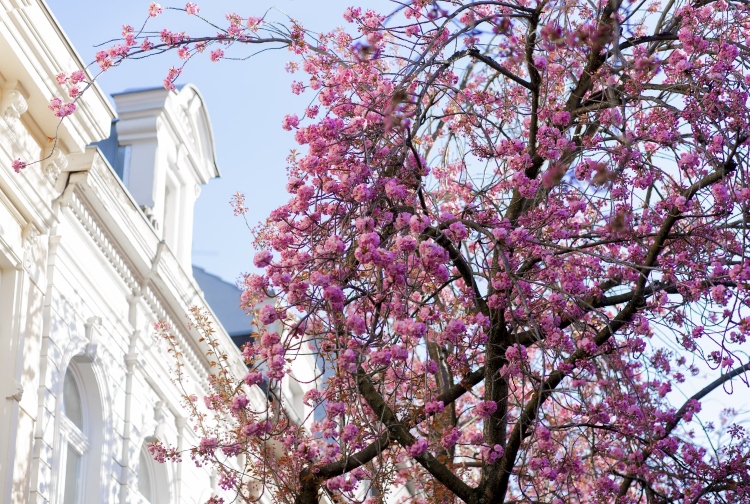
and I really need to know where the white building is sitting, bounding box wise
[0,2,315,503]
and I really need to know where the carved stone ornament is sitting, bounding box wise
[1,81,28,121]
[6,380,23,402]
[43,148,68,184]
[21,223,40,269]
[85,316,102,344]
[84,342,98,360]
[140,205,160,230]
[153,401,168,439]
[22,223,40,249]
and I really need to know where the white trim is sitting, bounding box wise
[57,365,89,504]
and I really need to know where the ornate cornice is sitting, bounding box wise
[64,188,208,379]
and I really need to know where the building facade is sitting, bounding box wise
[0,2,315,503]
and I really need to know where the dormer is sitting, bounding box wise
[105,85,220,271]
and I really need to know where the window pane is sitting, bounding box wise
[138,448,153,502]
[63,369,83,430]
[63,445,81,504]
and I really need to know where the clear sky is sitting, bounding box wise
[46,0,386,285]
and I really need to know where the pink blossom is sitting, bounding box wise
[244,371,263,386]
[148,2,163,17]
[69,70,86,84]
[579,337,597,354]
[253,250,273,268]
[323,235,346,254]
[230,394,249,412]
[95,50,112,70]
[475,401,498,418]
[242,421,271,437]
[258,304,279,325]
[340,424,358,442]
[346,314,366,334]
[282,114,300,131]
[260,332,280,348]
[12,159,27,173]
[426,360,438,375]
[303,388,321,406]
[210,49,224,62]
[424,401,445,415]
[51,101,76,117]
[409,214,429,233]
[441,428,460,448]
[407,437,428,458]
[393,319,426,340]
[384,179,407,199]
[340,348,357,372]
[552,111,570,126]
[198,437,218,455]
[326,402,346,417]
[48,97,62,111]
[246,16,262,30]
[323,285,345,307]
[185,2,200,15]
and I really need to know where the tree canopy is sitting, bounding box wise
[35,0,750,502]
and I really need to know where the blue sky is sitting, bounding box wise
[47,0,386,284]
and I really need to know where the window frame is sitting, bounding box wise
[137,442,157,503]
[57,365,90,504]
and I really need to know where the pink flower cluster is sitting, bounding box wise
[12,159,26,173]
[48,97,76,118]
[148,2,162,17]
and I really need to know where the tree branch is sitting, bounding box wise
[488,142,742,503]
[356,366,478,503]
[425,226,490,316]
[467,48,533,90]
[617,360,750,498]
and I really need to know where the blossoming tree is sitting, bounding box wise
[30,0,750,502]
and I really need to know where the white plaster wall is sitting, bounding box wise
[1,3,320,504]
[0,2,231,501]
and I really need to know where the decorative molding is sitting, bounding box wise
[22,222,40,269]
[140,205,159,230]
[175,416,187,430]
[84,343,98,360]
[42,148,68,185]
[6,380,23,402]
[88,151,138,211]
[67,192,139,292]
[1,81,28,121]
[22,222,40,248]
[153,401,168,440]
[84,316,102,343]
[141,284,203,374]
[124,352,139,369]
[66,192,205,377]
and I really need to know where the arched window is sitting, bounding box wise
[57,356,106,503]
[60,367,90,504]
[138,444,155,502]
[136,437,170,504]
